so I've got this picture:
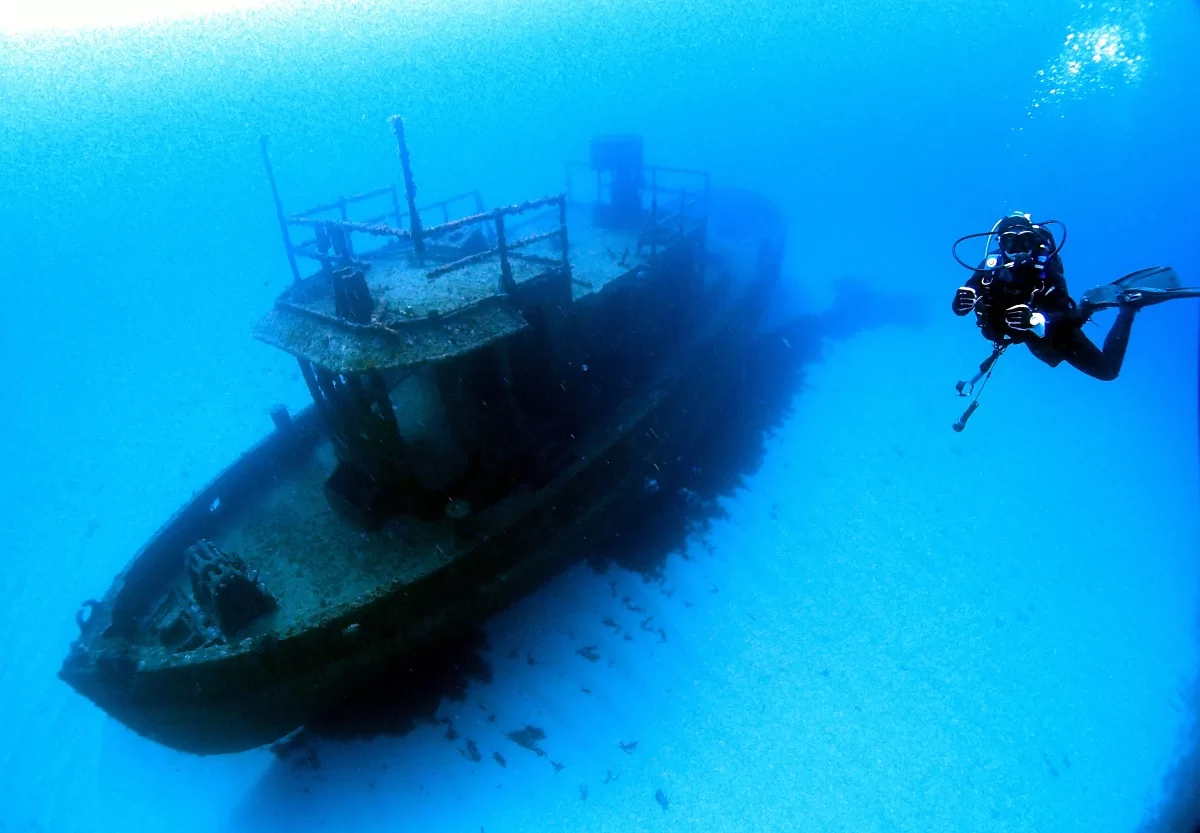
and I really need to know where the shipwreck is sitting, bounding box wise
[58,115,789,754]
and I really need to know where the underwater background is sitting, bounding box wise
[1,0,1199,830]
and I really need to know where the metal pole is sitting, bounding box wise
[558,195,570,277]
[650,169,658,260]
[259,135,301,284]
[390,185,403,227]
[495,209,515,295]
[389,115,425,261]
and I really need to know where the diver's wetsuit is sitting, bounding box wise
[953,253,1136,381]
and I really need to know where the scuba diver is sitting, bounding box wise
[947,211,1198,430]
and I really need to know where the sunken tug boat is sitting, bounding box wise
[59,116,788,754]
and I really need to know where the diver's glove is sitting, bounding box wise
[953,287,978,315]
[1005,304,1047,338]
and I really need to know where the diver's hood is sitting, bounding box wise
[951,215,1066,272]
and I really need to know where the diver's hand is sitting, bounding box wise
[1005,304,1047,337]
[953,287,977,315]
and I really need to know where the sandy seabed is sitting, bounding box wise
[2,314,1197,833]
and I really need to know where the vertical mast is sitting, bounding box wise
[389,116,425,261]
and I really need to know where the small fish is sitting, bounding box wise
[551,760,565,774]
[576,645,601,662]
[461,739,481,763]
[444,725,459,741]
[493,752,506,768]
[505,725,548,757]
[655,789,669,812]
[618,741,638,754]
[603,769,619,784]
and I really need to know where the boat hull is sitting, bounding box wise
[59,245,787,755]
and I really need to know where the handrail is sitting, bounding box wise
[289,193,571,296]
[649,194,704,230]
[289,173,696,282]
[427,191,486,224]
[563,160,711,179]
[563,160,711,204]
[293,188,484,225]
[646,163,711,179]
[424,227,566,279]
[425,196,569,286]
[292,186,398,220]
[507,227,562,252]
[291,193,563,243]
[424,245,502,279]
[420,194,565,240]
[288,216,412,239]
[637,170,709,259]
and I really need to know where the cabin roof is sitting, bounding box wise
[253,205,704,374]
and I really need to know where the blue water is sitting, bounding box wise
[2,0,1199,830]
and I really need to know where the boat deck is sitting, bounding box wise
[212,443,458,637]
[252,206,701,374]
[151,359,672,647]
[290,221,648,320]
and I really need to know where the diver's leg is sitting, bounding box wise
[1061,307,1136,381]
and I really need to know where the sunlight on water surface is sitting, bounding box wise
[0,0,288,33]
[1027,1,1150,118]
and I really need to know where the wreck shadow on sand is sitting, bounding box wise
[225,276,928,830]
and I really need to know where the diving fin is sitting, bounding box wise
[1117,285,1200,310]
[1081,266,1193,311]
[1114,265,1181,291]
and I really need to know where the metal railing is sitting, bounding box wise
[292,188,484,234]
[259,121,708,325]
[281,193,570,295]
[287,189,487,267]
[563,161,710,259]
[422,194,569,295]
[565,162,711,211]
[640,167,708,259]
[260,124,489,285]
